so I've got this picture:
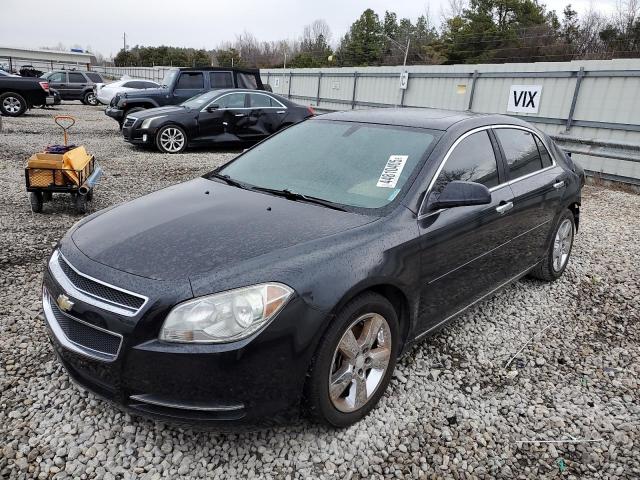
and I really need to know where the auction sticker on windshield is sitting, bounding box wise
[376,155,408,188]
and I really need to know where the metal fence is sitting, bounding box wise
[262,60,640,185]
[92,66,173,82]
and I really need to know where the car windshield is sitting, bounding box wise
[161,70,179,88]
[181,90,220,109]
[217,120,439,210]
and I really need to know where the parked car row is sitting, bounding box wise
[0,74,53,116]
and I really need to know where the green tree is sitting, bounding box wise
[337,9,385,65]
[215,48,245,67]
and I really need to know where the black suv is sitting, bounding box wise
[42,70,105,105]
[105,67,267,127]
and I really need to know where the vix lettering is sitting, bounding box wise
[513,90,538,108]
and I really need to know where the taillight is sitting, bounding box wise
[307,105,315,116]
[39,81,50,93]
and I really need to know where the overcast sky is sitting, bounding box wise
[1,0,618,58]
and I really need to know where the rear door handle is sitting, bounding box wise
[496,201,514,214]
[276,110,286,114]
[234,113,246,117]
[553,180,565,189]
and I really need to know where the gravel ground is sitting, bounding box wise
[0,104,638,479]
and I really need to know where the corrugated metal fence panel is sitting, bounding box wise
[262,60,640,183]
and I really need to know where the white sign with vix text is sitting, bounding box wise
[507,85,542,113]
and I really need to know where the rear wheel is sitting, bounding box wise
[0,92,27,117]
[155,125,187,153]
[74,194,88,214]
[530,209,575,281]
[305,292,399,427]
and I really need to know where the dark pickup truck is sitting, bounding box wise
[105,67,268,126]
[0,76,53,116]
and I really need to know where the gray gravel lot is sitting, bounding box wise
[1,103,639,479]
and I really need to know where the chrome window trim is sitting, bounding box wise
[49,250,148,317]
[201,91,286,112]
[418,124,558,218]
[42,287,123,363]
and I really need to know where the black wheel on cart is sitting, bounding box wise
[86,189,94,201]
[43,191,52,202]
[75,194,88,214]
[30,192,43,213]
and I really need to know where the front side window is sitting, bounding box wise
[216,93,246,109]
[218,120,438,210]
[496,128,543,179]
[432,130,499,194]
[86,72,102,82]
[175,72,204,90]
[68,72,85,83]
[209,72,233,88]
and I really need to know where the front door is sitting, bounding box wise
[172,71,206,104]
[47,72,68,98]
[197,92,247,143]
[416,129,517,334]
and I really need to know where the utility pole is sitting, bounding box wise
[403,38,410,67]
[123,32,127,52]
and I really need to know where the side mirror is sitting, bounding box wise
[426,180,491,211]
[206,104,220,112]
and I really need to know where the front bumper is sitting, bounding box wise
[42,249,326,426]
[105,106,124,121]
[122,125,154,145]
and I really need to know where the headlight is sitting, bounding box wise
[141,115,166,129]
[159,283,294,343]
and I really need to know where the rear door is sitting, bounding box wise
[47,72,68,97]
[245,92,287,141]
[67,72,87,99]
[492,127,567,268]
[172,71,206,103]
[416,128,516,333]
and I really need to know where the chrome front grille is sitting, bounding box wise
[123,117,136,127]
[43,289,122,362]
[49,250,147,317]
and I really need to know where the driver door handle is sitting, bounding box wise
[276,110,286,114]
[553,180,565,189]
[234,113,246,117]
[496,201,514,214]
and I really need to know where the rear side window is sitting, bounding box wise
[249,93,283,108]
[209,72,233,88]
[121,81,136,88]
[68,72,86,83]
[496,129,543,179]
[176,72,204,89]
[534,136,553,168]
[237,73,258,89]
[142,81,158,88]
[86,72,103,82]
[433,130,499,193]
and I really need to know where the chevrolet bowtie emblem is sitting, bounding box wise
[56,294,74,312]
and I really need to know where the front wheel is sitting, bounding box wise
[155,125,187,154]
[83,91,99,106]
[0,92,27,117]
[530,209,575,281]
[305,292,399,427]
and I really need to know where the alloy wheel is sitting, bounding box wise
[2,96,21,114]
[87,93,97,105]
[329,313,392,413]
[552,218,573,272]
[159,127,185,153]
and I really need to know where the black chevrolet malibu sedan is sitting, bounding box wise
[120,89,314,153]
[43,108,584,427]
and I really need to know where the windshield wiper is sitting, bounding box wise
[208,172,248,189]
[251,187,347,212]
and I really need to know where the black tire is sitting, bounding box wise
[83,91,99,106]
[74,194,88,214]
[86,189,93,201]
[0,92,27,117]
[305,292,400,428]
[530,209,575,282]
[29,192,43,212]
[42,191,53,202]
[155,124,187,154]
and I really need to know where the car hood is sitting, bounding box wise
[71,178,375,281]
[130,105,190,120]
[122,87,166,98]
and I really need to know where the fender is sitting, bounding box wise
[118,97,161,109]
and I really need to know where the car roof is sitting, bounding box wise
[169,66,260,74]
[317,108,530,131]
